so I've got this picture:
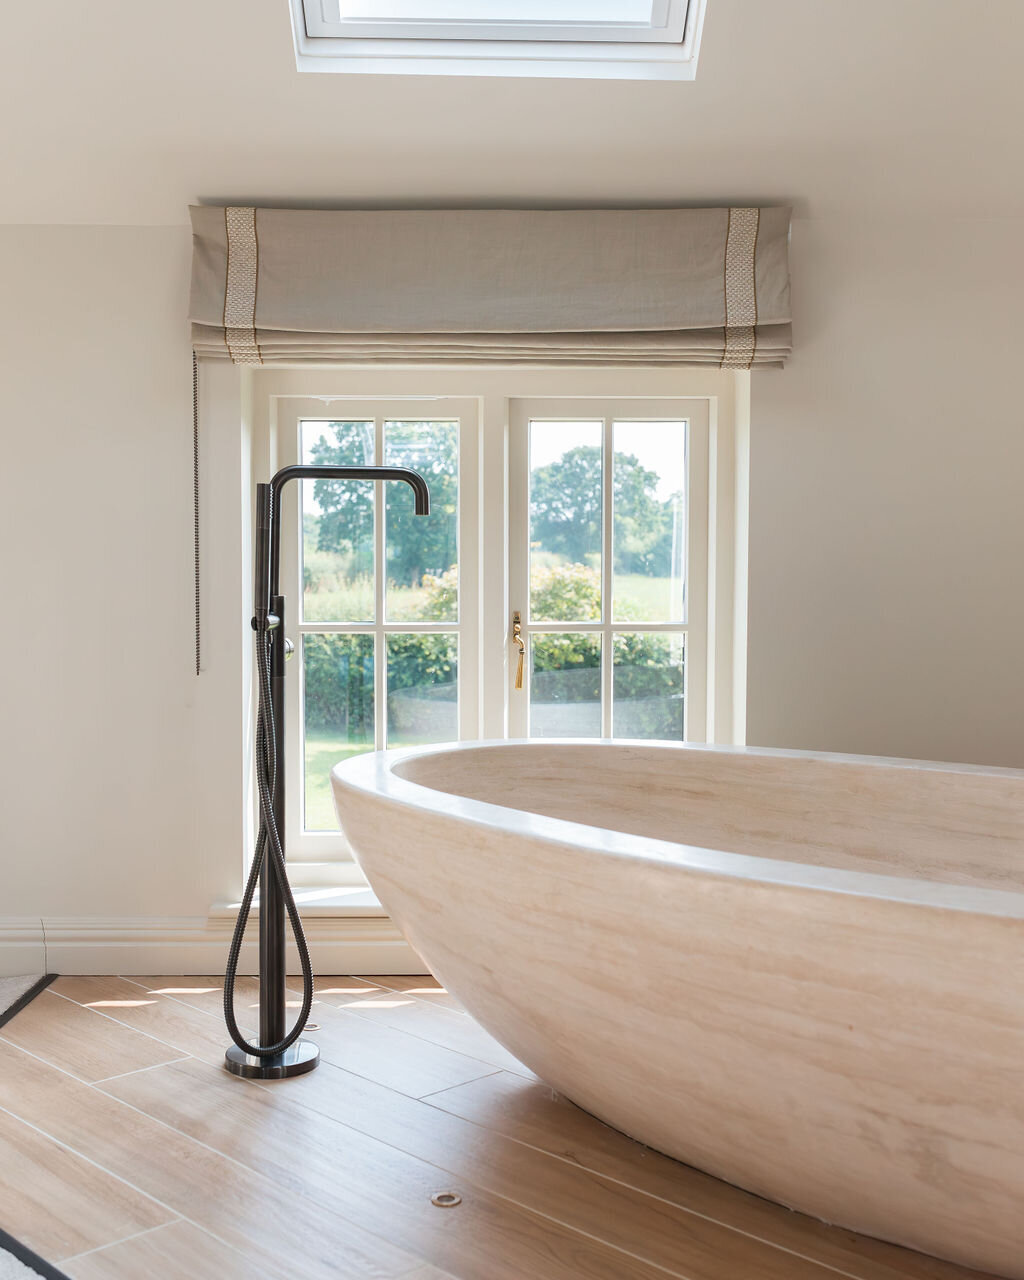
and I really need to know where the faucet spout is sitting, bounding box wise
[270,464,429,514]
[264,464,430,597]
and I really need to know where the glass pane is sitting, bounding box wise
[529,421,603,622]
[612,632,684,741]
[300,421,375,623]
[386,634,458,746]
[302,633,375,831]
[339,1,654,20]
[530,633,602,738]
[613,421,686,622]
[385,421,459,622]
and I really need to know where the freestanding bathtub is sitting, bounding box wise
[331,740,1024,1278]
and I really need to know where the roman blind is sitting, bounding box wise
[188,204,791,368]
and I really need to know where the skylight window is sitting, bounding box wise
[291,0,706,79]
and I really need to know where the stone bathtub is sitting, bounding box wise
[331,740,1024,1278]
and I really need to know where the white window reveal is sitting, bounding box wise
[290,0,706,80]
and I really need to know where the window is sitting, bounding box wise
[259,368,743,886]
[290,0,706,79]
[509,400,706,740]
[303,0,690,43]
[274,398,479,870]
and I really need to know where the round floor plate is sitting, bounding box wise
[224,1039,320,1080]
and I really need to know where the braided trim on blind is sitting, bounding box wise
[720,207,760,369]
[223,207,262,366]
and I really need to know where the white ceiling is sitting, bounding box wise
[3,0,1021,225]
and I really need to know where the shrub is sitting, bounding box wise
[302,561,683,739]
[531,562,601,623]
[418,565,458,621]
[302,633,373,734]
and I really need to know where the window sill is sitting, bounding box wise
[293,47,700,79]
[210,884,387,920]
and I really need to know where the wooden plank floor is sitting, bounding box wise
[0,975,997,1280]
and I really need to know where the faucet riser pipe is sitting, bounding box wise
[259,593,288,1050]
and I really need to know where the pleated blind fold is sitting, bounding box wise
[189,204,791,368]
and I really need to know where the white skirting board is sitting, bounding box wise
[0,914,423,976]
[0,920,47,978]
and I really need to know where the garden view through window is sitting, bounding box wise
[526,417,687,739]
[294,405,691,833]
[300,417,460,830]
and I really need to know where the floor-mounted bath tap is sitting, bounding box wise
[223,464,429,1081]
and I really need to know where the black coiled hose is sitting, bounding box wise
[222,627,314,1058]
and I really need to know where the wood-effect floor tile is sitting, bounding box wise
[358,974,466,1012]
[296,993,504,1097]
[426,1071,994,1280]
[102,1056,688,1280]
[61,1221,288,1280]
[52,976,249,1068]
[0,1107,174,1262]
[0,978,999,1280]
[244,1054,888,1280]
[130,975,501,1098]
[0,1040,430,1280]
[127,976,283,1019]
[0,989,184,1083]
[312,980,534,1077]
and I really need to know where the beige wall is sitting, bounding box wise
[749,215,1024,767]
[0,226,247,922]
[2,211,1022,934]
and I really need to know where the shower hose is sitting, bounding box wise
[221,623,314,1059]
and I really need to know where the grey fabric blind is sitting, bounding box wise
[189,204,791,368]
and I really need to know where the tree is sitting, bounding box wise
[383,422,458,588]
[529,445,679,575]
[310,421,458,589]
[309,421,375,577]
[529,445,603,565]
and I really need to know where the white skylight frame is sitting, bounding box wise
[290,0,707,80]
[305,0,686,44]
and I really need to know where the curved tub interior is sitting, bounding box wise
[331,740,1024,1279]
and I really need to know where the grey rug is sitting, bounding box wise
[0,979,71,1280]
[0,976,53,1031]
[0,1229,71,1280]
[0,976,42,1014]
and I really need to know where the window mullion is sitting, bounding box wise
[601,416,614,738]
[374,418,387,749]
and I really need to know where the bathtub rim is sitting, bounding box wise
[331,738,1024,921]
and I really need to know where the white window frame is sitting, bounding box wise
[253,366,746,889]
[303,0,688,44]
[508,397,707,742]
[290,0,706,80]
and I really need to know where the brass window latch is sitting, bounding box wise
[512,611,525,690]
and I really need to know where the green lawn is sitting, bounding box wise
[303,728,448,831]
[613,573,681,620]
[303,572,675,626]
[303,732,368,831]
[303,581,435,624]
